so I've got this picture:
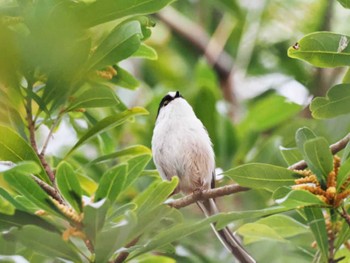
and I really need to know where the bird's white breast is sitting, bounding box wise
[152,98,215,194]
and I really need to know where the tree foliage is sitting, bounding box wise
[2,0,350,263]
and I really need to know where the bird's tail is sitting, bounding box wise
[196,199,256,263]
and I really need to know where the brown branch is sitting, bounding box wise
[288,133,350,171]
[168,184,249,209]
[114,236,140,263]
[30,175,64,204]
[25,82,56,183]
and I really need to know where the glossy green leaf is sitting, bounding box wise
[0,210,56,232]
[134,176,178,217]
[124,154,152,189]
[295,127,317,154]
[56,161,83,213]
[129,216,216,259]
[0,188,26,211]
[133,254,176,263]
[257,214,309,238]
[83,199,110,246]
[111,66,140,90]
[310,84,350,118]
[216,206,291,229]
[87,21,142,71]
[132,43,158,60]
[95,211,137,263]
[15,225,81,262]
[95,163,128,203]
[239,94,302,133]
[338,0,350,8]
[0,125,49,183]
[3,173,61,217]
[304,137,333,183]
[275,190,326,208]
[89,145,151,165]
[66,84,119,111]
[304,207,328,260]
[237,223,286,244]
[78,0,175,27]
[337,157,350,190]
[65,107,148,157]
[0,161,41,175]
[288,32,350,68]
[0,194,15,215]
[279,146,303,166]
[225,163,299,191]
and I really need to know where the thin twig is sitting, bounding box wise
[30,175,64,204]
[168,184,249,209]
[288,133,350,171]
[40,114,61,156]
[25,81,56,182]
[114,236,140,263]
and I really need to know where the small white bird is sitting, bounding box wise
[152,91,256,263]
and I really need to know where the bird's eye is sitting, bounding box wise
[163,100,170,106]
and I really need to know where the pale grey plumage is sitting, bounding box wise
[152,91,256,263]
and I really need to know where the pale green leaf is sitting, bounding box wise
[87,21,142,70]
[56,161,83,212]
[111,66,140,90]
[0,125,49,183]
[95,163,128,203]
[65,107,148,157]
[132,43,158,60]
[224,163,299,191]
[275,190,327,208]
[83,199,110,246]
[304,207,328,260]
[15,225,81,262]
[288,32,350,68]
[310,84,350,118]
[66,83,119,111]
[78,0,175,27]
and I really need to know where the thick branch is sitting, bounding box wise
[168,184,249,209]
[288,133,350,171]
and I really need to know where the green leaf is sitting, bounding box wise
[134,177,178,217]
[338,0,350,8]
[275,190,327,208]
[78,0,175,27]
[224,163,299,191]
[337,157,350,191]
[14,225,81,262]
[0,161,41,175]
[95,211,137,263]
[89,145,151,165]
[295,127,317,154]
[95,163,128,203]
[0,210,56,232]
[288,32,350,68]
[3,173,61,217]
[133,254,176,263]
[310,84,350,118]
[304,207,329,260]
[239,94,302,133]
[132,43,158,60]
[66,83,119,111]
[129,216,216,259]
[0,125,49,183]
[216,206,291,229]
[279,146,303,166]
[303,137,333,183]
[87,21,142,70]
[111,66,140,90]
[83,199,110,246]
[124,154,152,189]
[237,223,286,244]
[65,107,148,157]
[56,161,83,213]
